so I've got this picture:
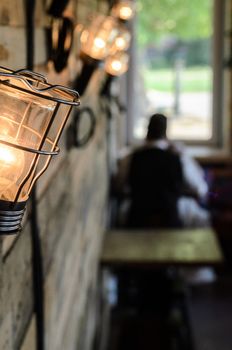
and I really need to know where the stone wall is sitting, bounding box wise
[0,1,112,349]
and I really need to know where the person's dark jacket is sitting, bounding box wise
[128,147,184,228]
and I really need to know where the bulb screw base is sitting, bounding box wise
[0,200,26,235]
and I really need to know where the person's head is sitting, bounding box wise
[146,113,167,141]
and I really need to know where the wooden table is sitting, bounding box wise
[101,228,224,267]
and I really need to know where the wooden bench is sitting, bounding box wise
[101,228,224,268]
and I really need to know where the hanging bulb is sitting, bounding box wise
[115,37,127,50]
[111,60,122,72]
[80,15,119,61]
[110,26,131,54]
[0,119,25,201]
[111,1,135,21]
[104,52,129,76]
[119,6,133,20]
[94,37,106,49]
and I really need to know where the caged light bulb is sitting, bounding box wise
[0,66,80,234]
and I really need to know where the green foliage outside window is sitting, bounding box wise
[137,0,213,47]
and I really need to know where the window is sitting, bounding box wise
[127,0,229,146]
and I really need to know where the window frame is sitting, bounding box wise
[125,0,231,151]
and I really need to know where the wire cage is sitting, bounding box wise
[0,66,80,233]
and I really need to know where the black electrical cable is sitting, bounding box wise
[47,0,69,17]
[30,188,45,350]
[25,0,35,72]
[48,16,74,73]
[24,0,45,349]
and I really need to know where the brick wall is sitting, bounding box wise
[0,1,111,349]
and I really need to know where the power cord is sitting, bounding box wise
[25,0,45,349]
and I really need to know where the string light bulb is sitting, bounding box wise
[104,52,129,76]
[111,1,135,21]
[73,15,120,95]
[80,15,119,61]
[110,26,131,54]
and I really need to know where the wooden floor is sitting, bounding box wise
[189,275,232,350]
[103,273,232,350]
[105,270,194,350]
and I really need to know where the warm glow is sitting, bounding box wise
[111,60,122,71]
[0,65,79,211]
[105,52,129,76]
[115,37,126,50]
[94,37,106,49]
[120,7,133,20]
[0,145,17,164]
[80,15,119,60]
[52,19,60,50]
[0,135,24,199]
[0,66,79,233]
[111,1,135,21]
[80,29,89,44]
[110,27,131,55]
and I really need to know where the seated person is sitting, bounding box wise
[114,113,210,228]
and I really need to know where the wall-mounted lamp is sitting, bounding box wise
[0,67,79,234]
[111,0,135,22]
[101,52,129,96]
[80,15,118,61]
[73,15,119,95]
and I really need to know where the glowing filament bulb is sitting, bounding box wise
[0,119,25,200]
[105,52,129,76]
[115,37,126,50]
[111,60,122,72]
[0,140,25,197]
[120,7,133,20]
[0,146,17,163]
[94,37,106,49]
[112,1,135,21]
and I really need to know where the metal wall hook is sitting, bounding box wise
[66,106,96,149]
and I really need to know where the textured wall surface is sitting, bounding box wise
[0,0,110,349]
